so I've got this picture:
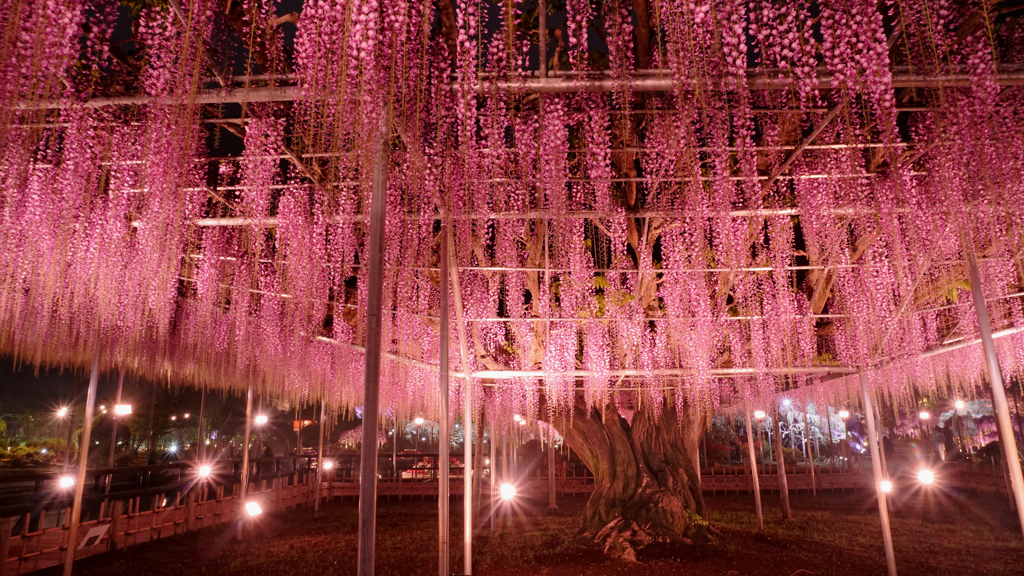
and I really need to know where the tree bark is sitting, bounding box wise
[550,396,708,561]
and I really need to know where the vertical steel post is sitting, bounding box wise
[63,342,100,576]
[548,420,557,510]
[462,381,472,576]
[315,401,327,514]
[771,409,791,519]
[197,383,207,462]
[105,371,124,494]
[744,406,764,531]
[438,224,450,576]
[874,400,889,477]
[392,419,398,478]
[63,380,80,473]
[239,382,254,514]
[968,259,1024,537]
[357,135,388,576]
[489,425,496,533]
[538,0,547,78]
[824,407,834,473]
[802,402,816,496]
[859,373,897,576]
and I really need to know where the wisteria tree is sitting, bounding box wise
[3,0,1024,559]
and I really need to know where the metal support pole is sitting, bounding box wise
[239,382,254,509]
[462,382,473,576]
[315,401,327,514]
[392,419,398,478]
[357,135,388,576]
[446,223,473,575]
[968,259,1024,537]
[859,373,897,576]
[63,341,100,576]
[146,385,157,465]
[824,407,834,473]
[743,406,764,531]
[548,420,557,510]
[772,409,791,519]
[489,425,496,533]
[197,383,207,461]
[874,400,889,476]
[802,402,816,496]
[63,379,80,473]
[538,0,547,78]
[438,225,450,576]
[105,371,124,494]
[502,433,508,483]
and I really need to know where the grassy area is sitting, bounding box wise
[41,490,1024,576]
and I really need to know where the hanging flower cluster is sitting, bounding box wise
[1,0,1024,429]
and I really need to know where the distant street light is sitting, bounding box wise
[499,483,517,501]
[114,404,132,416]
[56,407,68,418]
[59,476,74,489]
[255,415,268,425]
[917,469,935,485]
[198,465,212,478]
[322,461,335,470]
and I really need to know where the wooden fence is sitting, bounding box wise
[1,460,1013,575]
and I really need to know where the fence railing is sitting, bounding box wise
[0,457,1014,575]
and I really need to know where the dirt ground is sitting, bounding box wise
[41,490,1024,576]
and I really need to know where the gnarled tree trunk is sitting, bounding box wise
[551,396,708,561]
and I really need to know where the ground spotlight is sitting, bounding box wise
[919,411,930,420]
[245,502,263,516]
[512,414,522,422]
[59,476,74,489]
[838,410,850,419]
[255,415,268,425]
[917,469,935,485]
[499,483,516,501]
[753,410,766,419]
[955,400,965,410]
[57,407,68,418]
[198,465,212,478]
[880,480,893,493]
[414,417,425,425]
[114,404,132,416]
[782,399,791,407]
[322,461,334,470]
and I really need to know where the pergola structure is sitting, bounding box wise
[4,0,1024,575]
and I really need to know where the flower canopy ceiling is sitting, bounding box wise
[3,0,1024,422]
